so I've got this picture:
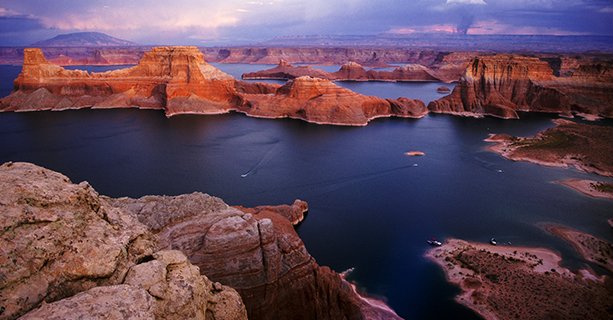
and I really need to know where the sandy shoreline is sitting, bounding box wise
[483,119,613,177]
[545,224,613,272]
[555,179,613,200]
[426,238,610,320]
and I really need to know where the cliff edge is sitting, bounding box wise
[0,162,401,320]
[428,55,613,119]
[0,47,427,126]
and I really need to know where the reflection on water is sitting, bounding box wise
[0,65,611,319]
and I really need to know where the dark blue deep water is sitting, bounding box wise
[1,65,611,319]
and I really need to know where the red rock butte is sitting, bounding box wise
[0,46,428,126]
[242,59,456,82]
[428,55,613,119]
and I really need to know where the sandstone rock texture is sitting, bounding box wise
[242,59,329,80]
[108,193,402,320]
[0,162,247,320]
[239,76,427,125]
[243,60,449,82]
[0,161,401,319]
[0,47,469,69]
[428,54,613,119]
[0,47,427,126]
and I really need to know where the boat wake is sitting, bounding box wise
[240,143,278,178]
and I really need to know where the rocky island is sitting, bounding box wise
[242,59,461,83]
[0,46,427,126]
[426,236,612,320]
[0,162,401,320]
[485,119,613,199]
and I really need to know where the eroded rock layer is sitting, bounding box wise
[428,54,613,119]
[239,76,427,125]
[108,194,402,320]
[242,60,454,82]
[0,162,246,320]
[0,161,402,320]
[0,47,427,126]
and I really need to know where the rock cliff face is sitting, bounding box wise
[2,47,238,115]
[243,60,451,82]
[203,47,444,67]
[0,47,456,67]
[238,76,427,125]
[0,162,402,319]
[108,193,402,320]
[242,59,329,79]
[0,162,246,320]
[0,47,427,126]
[428,55,613,119]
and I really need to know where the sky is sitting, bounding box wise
[1,0,612,45]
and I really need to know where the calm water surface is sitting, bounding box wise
[1,65,611,319]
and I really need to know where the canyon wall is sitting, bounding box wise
[0,47,427,126]
[108,195,401,320]
[428,55,613,119]
[0,47,451,67]
[242,60,456,82]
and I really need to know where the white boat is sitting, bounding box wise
[490,238,497,245]
[427,239,442,247]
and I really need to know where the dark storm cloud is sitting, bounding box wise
[0,0,611,45]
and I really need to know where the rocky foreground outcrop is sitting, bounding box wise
[0,162,246,320]
[242,60,452,82]
[0,47,426,126]
[428,54,613,119]
[107,195,402,320]
[0,162,401,319]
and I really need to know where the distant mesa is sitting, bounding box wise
[405,151,425,156]
[32,32,137,47]
[242,59,457,83]
[436,86,451,94]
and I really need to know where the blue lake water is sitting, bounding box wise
[211,63,455,102]
[1,64,612,319]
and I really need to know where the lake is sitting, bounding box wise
[1,64,611,319]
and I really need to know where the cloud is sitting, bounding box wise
[0,0,611,45]
[600,7,613,13]
[446,0,487,5]
[388,24,457,34]
[468,19,589,35]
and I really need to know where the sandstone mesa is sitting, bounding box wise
[428,55,613,119]
[0,47,427,126]
[242,59,459,83]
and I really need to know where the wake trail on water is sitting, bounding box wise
[241,143,278,178]
[473,154,505,173]
[246,163,418,194]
